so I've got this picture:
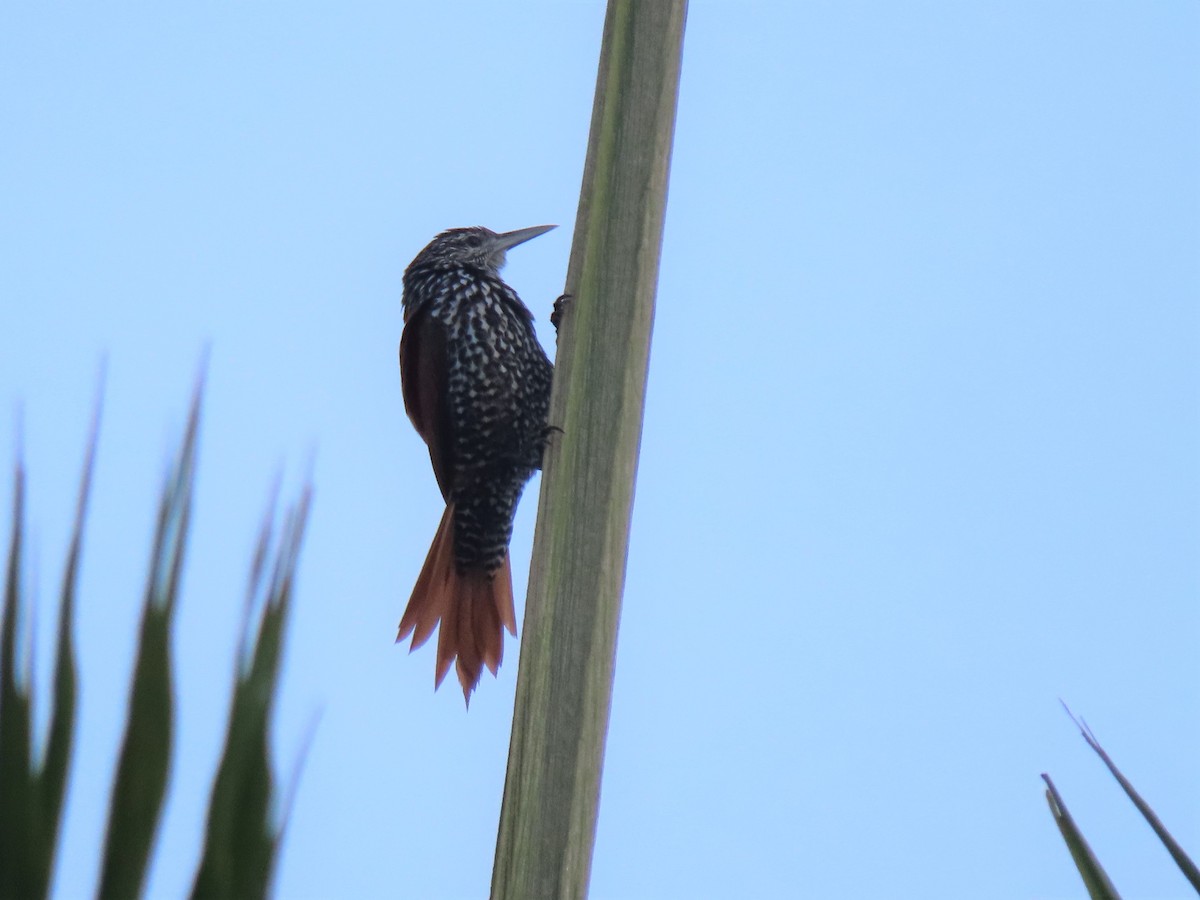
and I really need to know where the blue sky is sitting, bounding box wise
[2,3,1197,898]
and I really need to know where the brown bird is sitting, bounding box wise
[396,225,556,702]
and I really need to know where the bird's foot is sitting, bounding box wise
[539,424,565,464]
[551,294,573,333]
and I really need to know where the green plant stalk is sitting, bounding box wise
[491,2,687,898]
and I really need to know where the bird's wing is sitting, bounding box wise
[400,307,454,500]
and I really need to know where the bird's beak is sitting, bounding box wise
[494,224,557,252]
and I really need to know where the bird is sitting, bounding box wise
[396,224,557,702]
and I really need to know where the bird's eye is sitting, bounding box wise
[467,234,483,248]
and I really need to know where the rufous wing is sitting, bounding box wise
[399,307,454,500]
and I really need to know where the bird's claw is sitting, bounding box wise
[551,294,573,333]
[536,424,564,467]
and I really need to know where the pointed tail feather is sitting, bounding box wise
[397,504,519,702]
[397,505,455,651]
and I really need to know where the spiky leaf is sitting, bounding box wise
[0,461,35,900]
[191,488,311,900]
[1043,773,1123,900]
[97,388,201,899]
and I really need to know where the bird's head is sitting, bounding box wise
[408,224,556,277]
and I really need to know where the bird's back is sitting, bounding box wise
[405,263,552,572]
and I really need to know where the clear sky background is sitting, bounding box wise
[1,4,1197,899]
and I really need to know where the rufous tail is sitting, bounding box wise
[396,503,518,703]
